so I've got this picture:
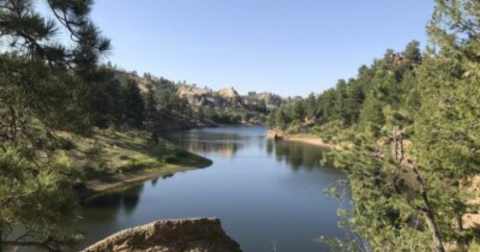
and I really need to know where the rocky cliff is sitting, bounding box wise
[177,85,284,111]
[176,86,286,125]
[82,218,243,252]
[112,69,286,128]
[177,86,244,109]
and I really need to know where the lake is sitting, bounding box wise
[78,126,349,251]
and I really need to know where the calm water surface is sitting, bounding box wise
[78,126,349,251]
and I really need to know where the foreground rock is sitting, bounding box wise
[82,218,243,252]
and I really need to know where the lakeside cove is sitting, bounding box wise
[62,130,213,201]
[75,126,348,251]
[4,1,480,251]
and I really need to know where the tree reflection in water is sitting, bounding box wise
[268,140,331,171]
[163,128,330,172]
[83,183,145,218]
[162,131,250,158]
[77,127,347,252]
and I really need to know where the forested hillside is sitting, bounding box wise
[111,69,286,129]
[270,1,480,251]
[268,40,422,137]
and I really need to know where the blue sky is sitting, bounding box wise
[89,0,435,97]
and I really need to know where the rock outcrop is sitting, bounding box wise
[217,87,240,102]
[243,92,284,110]
[177,86,244,109]
[82,218,243,252]
[111,69,287,127]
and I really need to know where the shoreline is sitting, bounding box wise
[67,130,213,201]
[80,165,204,201]
[285,136,339,149]
[266,129,342,150]
[80,128,337,201]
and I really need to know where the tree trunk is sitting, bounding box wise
[423,213,446,252]
[9,105,17,144]
[393,127,398,161]
[399,131,404,163]
[411,163,445,252]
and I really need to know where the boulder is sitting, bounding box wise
[82,218,243,252]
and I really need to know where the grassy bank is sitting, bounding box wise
[56,129,212,199]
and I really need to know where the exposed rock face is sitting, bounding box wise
[217,87,240,101]
[243,92,284,110]
[177,86,211,97]
[177,86,243,109]
[112,69,287,126]
[82,218,243,252]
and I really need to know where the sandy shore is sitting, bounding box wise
[285,136,336,148]
[285,136,344,150]
[267,129,342,149]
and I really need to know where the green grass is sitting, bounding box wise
[56,129,212,186]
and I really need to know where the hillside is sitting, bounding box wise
[268,37,480,251]
[55,129,212,199]
[113,70,286,129]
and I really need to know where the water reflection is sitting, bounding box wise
[84,183,145,217]
[78,127,347,252]
[269,140,330,170]
[162,127,264,158]
[165,128,330,172]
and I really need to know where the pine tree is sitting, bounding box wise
[122,79,145,129]
[0,0,111,250]
[144,85,160,131]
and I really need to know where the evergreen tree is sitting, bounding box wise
[403,40,422,64]
[0,0,111,250]
[144,85,159,131]
[291,100,306,122]
[410,1,480,248]
[333,79,349,124]
[345,79,365,125]
[122,79,145,128]
[304,92,318,118]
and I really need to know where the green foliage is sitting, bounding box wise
[312,120,345,143]
[411,42,480,250]
[358,94,385,132]
[81,67,124,129]
[271,1,480,251]
[144,86,161,131]
[0,145,82,251]
[269,41,422,134]
[319,135,436,252]
[121,79,145,128]
[0,0,121,250]
[152,78,187,112]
